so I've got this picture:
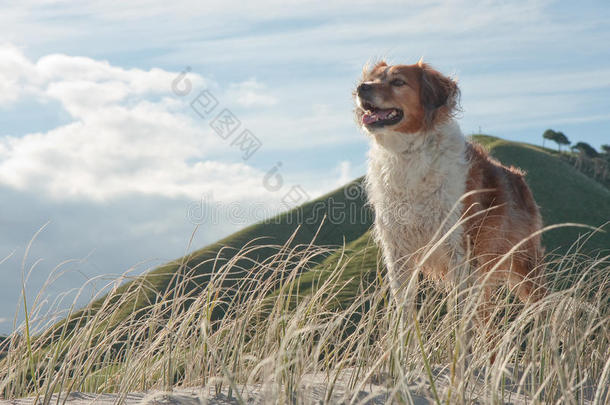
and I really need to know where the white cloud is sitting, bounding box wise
[234,103,355,150]
[0,1,608,204]
[337,161,351,186]
[227,79,277,107]
[0,45,274,202]
[0,43,38,105]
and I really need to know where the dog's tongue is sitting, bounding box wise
[362,108,394,125]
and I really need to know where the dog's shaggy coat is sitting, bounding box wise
[355,61,545,305]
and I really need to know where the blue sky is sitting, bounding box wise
[0,0,609,333]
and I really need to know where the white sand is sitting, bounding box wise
[2,366,582,404]
[1,382,426,405]
[1,371,429,404]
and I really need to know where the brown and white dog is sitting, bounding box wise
[355,60,545,307]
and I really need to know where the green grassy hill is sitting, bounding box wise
[478,136,609,251]
[61,135,610,330]
[275,135,610,311]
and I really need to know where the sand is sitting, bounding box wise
[1,370,432,404]
[2,366,585,404]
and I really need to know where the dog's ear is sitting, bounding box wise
[374,60,388,69]
[419,64,459,129]
[363,60,387,76]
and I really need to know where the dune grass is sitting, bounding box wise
[1,224,609,404]
[1,135,609,403]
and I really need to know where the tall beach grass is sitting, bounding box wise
[0,226,608,404]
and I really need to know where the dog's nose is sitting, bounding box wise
[357,83,372,95]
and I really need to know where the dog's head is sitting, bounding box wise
[354,60,459,138]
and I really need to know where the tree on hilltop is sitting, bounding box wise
[554,131,570,152]
[572,142,599,158]
[542,129,556,148]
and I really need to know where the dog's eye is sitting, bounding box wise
[390,79,406,87]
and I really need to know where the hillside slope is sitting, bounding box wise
[61,178,374,330]
[485,139,609,251]
[61,135,609,330]
[284,135,610,309]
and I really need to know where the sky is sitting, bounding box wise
[0,0,609,333]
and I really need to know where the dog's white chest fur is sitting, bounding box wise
[365,120,468,291]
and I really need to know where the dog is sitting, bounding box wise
[354,60,546,308]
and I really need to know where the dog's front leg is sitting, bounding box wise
[385,251,421,332]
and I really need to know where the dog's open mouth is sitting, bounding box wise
[361,102,403,127]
